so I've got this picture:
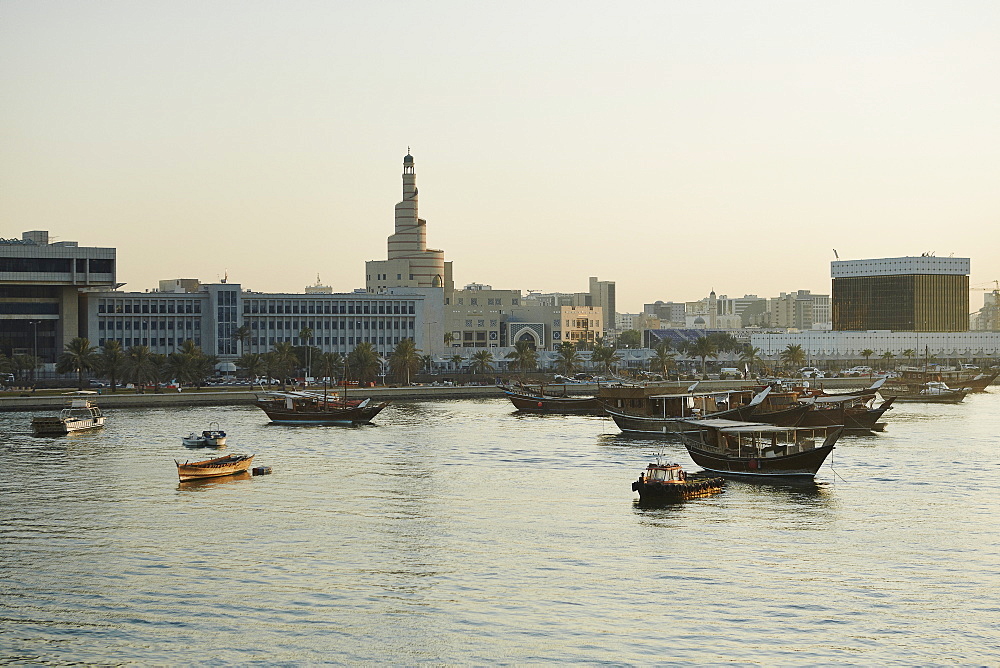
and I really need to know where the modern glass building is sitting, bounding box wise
[1,231,116,363]
[831,256,969,332]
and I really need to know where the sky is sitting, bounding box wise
[2,1,999,313]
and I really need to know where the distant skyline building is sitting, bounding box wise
[832,256,969,332]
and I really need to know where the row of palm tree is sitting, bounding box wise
[0,352,42,384]
[49,337,219,392]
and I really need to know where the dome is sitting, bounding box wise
[693,316,706,324]
[403,154,414,164]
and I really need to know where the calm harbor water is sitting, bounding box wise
[1,393,999,664]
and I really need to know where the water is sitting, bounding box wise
[2,394,998,664]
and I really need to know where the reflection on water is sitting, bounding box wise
[1,393,998,664]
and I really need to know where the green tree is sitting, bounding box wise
[124,345,158,393]
[444,331,455,347]
[236,352,265,382]
[347,342,380,385]
[591,343,621,376]
[56,337,98,389]
[315,351,345,384]
[617,329,641,348]
[738,345,764,378]
[389,338,421,385]
[450,354,465,371]
[96,339,126,392]
[555,341,581,375]
[11,354,40,384]
[879,351,896,370]
[902,348,917,366]
[233,324,252,354]
[649,341,675,378]
[168,340,217,388]
[780,344,806,373]
[420,354,434,373]
[505,340,538,376]
[270,341,300,387]
[860,349,875,369]
[469,349,495,376]
[689,336,719,379]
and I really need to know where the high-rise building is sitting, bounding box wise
[831,256,969,332]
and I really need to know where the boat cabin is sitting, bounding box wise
[601,388,752,417]
[643,462,687,483]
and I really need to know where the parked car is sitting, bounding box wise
[719,368,744,379]
[798,367,824,378]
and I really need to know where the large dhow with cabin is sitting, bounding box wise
[254,390,388,425]
[678,419,843,479]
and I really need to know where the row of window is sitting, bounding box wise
[99,320,200,331]
[98,300,202,314]
[244,300,416,315]
[246,319,415,331]
[0,258,113,273]
[249,336,409,348]
[453,297,520,306]
[98,337,200,348]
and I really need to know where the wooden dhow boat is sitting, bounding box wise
[255,390,388,425]
[31,393,106,435]
[887,381,968,404]
[631,459,725,504]
[679,419,843,480]
[603,386,778,435]
[795,395,895,432]
[499,382,604,415]
[176,453,254,481]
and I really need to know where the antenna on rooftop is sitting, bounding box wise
[833,249,839,259]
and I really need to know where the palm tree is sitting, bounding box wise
[314,351,345,384]
[233,324,252,354]
[506,340,538,376]
[236,352,265,382]
[860,349,875,370]
[688,336,719,379]
[469,349,495,376]
[450,354,465,372]
[555,341,581,375]
[124,345,158,393]
[347,342,380,385]
[168,340,216,388]
[420,354,434,373]
[389,338,421,385]
[649,341,675,379]
[739,345,764,378]
[444,331,455,347]
[11,354,40,385]
[591,343,620,376]
[879,351,896,370]
[779,344,806,373]
[96,339,126,392]
[271,341,299,387]
[56,337,98,389]
[298,326,314,378]
[902,348,916,367]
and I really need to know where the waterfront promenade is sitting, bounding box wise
[0,377,873,412]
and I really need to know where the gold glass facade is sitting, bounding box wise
[832,274,968,331]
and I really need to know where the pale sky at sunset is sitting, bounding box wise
[2,1,998,313]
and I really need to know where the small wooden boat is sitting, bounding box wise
[632,460,724,504]
[500,383,604,415]
[888,381,968,404]
[175,453,254,481]
[255,391,388,425]
[31,393,106,435]
[181,421,227,447]
[679,419,842,480]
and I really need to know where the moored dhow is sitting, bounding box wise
[254,390,388,425]
[679,419,842,479]
[602,386,774,435]
[176,453,255,481]
[500,382,604,415]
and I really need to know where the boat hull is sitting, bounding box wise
[503,390,603,415]
[257,402,388,425]
[683,443,835,478]
[632,475,725,504]
[890,391,967,404]
[606,404,754,435]
[31,416,106,435]
[798,398,895,431]
[176,454,254,481]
